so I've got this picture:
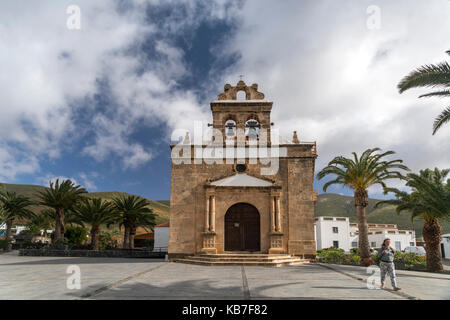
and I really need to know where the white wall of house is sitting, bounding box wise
[316,217,416,253]
[154,226,169,250]
[12,226,28,235]
[441,234,450,260]
[315,217,350,251]
[352,230,416,251]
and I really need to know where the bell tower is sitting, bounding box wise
[211,81,273,144]
[169,80,318,261]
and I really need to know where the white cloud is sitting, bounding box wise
[218,0,450,179]
[0,144,39,181]
[37,172,98,191]
[78,172,98,191]
[0,0,239,181]
[2,0,449,194]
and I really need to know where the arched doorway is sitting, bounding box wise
[225,203,260,252]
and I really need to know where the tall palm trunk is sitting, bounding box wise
[355,189,371,259]
[91,225,100,251]
[423,218,443,272]
[123,226,130,249]
[5,220,12,251]
[60,212,66,238]
[54,207,65,240]
[129,227,136,249]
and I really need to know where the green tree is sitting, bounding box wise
[112,195,156,249]
[27,210,55,239]
[0,192,35,251]
[36,179,87,240]
[71,198,117,250]
[64,225,88,248]
[398,49,450,134]
[317,148,409,258]
[375,168,450,272]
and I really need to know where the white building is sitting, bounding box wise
[314,217,351,251]
[441,233,450,260]
[154,222,169,251]
[0,224,29,236]
[315,217,416,252]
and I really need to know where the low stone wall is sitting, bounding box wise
[19,249,167,258]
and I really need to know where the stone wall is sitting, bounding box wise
[168,143,317,258]
[19,249,166,258]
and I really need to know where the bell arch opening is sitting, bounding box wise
[245,119,260,140]
[224,203,260,252]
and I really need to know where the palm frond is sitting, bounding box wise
[317,148,409,192]
[398,62,450,93]
[432,106,450,135]
[419,90,450,98]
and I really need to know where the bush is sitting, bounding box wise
[98,232,115,250]
[394,252,426,270]
[22,240,49,249]
[350,254,361,264]
[319,247,426,270]
[18,229,33,236]
[362,257,374,267]
[0,239,11,251]
[372,252,381,264]
[64,226,88,248]
[317,247,346,263]
[53,237,69,246]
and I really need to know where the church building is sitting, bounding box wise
[168,81,318,261]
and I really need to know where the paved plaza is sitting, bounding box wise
[0,251,448,300]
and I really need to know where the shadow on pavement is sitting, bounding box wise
[70,278,336,300]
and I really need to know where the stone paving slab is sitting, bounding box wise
[0,251,166,300]
[243,265,403,300]
[1,252,448,300]
[320,263,450,300]
[93,263,244,300]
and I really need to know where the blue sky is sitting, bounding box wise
[1,0,449,200]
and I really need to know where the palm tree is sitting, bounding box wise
[36,179,87,240]
[27,210,55,240]
[375,168,450,272]
[0,192,35,251]
[398,49,450,134]
[71,198,117,250]
[112,195,156,249]
[317,148,409,259]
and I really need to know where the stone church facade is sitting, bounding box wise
[168,81,317,260]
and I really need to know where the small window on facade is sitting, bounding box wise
[352,242,357,248]
[332,227,338,233]
[371,242,376,247]
[395,241,401,251]
[333,241,339,248]
[410,242,415,246]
